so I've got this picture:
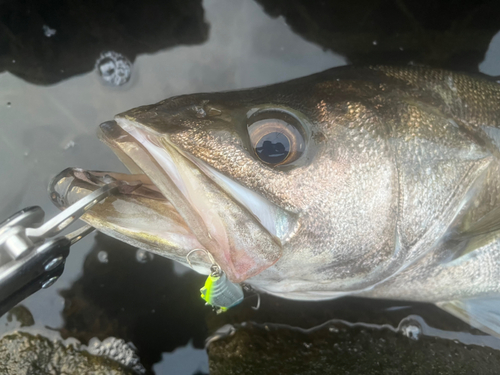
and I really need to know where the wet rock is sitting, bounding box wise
[6,305,34,328]
[0,0,208,85]
[256,0,500,71]
[208,322,500,375]
[88,337,145,374]
[0,331,135,374]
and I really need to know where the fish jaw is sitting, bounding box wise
[49,168,210,274]
[94,119,289,283]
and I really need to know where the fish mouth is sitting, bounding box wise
[50,119,292,283]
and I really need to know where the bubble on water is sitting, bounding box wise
[63,140,75,150]
[195,106,206,118]
[328,326,339,333]
[398,317,422,340]
[96,51,132,86]
[43,25,56,37]
[97,251,109,264]
[7,102,11,108]
[135,249,154,263]
[87,337,145,374]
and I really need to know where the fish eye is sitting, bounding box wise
[247,111,305,166]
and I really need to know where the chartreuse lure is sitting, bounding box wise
[187,249,244,313]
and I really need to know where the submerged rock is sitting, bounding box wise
[208,322,500,375]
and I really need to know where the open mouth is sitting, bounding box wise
[49,118,292,283]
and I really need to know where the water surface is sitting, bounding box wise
[0,0,500,373]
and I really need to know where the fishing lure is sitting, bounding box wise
[186,249,244,313]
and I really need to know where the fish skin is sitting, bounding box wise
[114,66,500,296]
[51,66,500,334]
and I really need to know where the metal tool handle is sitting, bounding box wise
[0,179,141,317]
[0,237,69,317]
[0,207,45,261]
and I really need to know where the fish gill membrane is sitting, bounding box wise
[49,65,500,338]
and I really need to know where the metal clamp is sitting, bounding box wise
[0,178,141,317]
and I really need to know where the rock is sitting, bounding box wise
[208,322,500,375]
[0,0,208,85]
[256,0,500,71]
[0,331,136,374]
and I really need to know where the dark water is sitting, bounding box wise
[1,0,500,373]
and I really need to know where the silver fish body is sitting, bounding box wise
[50,66,500,336]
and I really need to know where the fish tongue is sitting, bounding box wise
[101,119,283,282]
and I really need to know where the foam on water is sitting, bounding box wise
[96,51,132,87]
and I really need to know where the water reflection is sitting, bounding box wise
[480,31,500,76]
[256,0,500,71]
[58,234,208,373]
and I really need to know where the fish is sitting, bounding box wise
[50,65,500,337]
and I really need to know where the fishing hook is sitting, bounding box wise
[186,248,221,276]
[251,293,261,311]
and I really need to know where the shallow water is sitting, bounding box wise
[1,0,500,373]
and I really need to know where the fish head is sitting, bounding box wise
[105,83,330,284]
[50,70,400,291]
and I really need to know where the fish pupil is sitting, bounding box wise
[255,132,290,164]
